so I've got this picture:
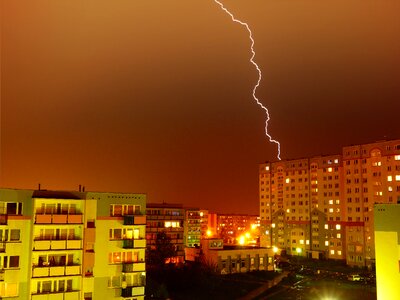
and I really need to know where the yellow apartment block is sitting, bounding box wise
[0,188,146,300]
[260,139,400,267]
[374,204,400,300]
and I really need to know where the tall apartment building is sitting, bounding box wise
[0,188,146,300]
[146,203,185,263]
[259,139,400,267]
[184,208,201,248]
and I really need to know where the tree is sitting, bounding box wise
[147,231,177,269]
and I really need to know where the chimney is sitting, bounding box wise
[38,183,41,191]
[79,185,81,192]
[82,186,85,192]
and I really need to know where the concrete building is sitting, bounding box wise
[260,139,400,267]
[146,203,185,263]
[217,214,259,245]
[0,188,146,300]
[200,238,274,274]
[374,204,400,300]
[184,208,201,248]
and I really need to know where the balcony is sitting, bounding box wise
[122,239,146,249]
[33,239,82,251]
[35,214,83,224]
[67,240,82,249]
[32,265,81,277]
[32,291,80,300]
[122,262,145,273]
[123,215,146,225]
[121,286,145,298]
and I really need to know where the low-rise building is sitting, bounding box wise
[201,238,274,274]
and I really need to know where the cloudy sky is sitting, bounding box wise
[1,0,399,214]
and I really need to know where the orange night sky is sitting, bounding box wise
[1,0,399,214]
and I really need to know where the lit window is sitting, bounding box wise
[300,240,304,245]
[329,200,333,205]
[330,250,335,255]
[329,208,333,213]
[285,178,290,184]
[271,223,276,228]
[337,233,341,238]
[396,175,400,181]
[328,167,333,172]
[388,186,393,192]
[388,175,393,182]
[325,241,329,246]
[334,159,339,164]
[338,250,342,255]
[336,224,341,230]
[265,166,270,171]
[286,209,290,213]
[395,155,400,161]
[324,224,328,229]
[335,200,340,204]
[306,240,309,245]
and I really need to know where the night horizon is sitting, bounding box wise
[1,0,399,214]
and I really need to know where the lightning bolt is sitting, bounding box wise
[214,0,281,160]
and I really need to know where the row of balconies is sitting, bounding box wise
[31,290,80,300]
[35,214,83,224]
[33,240,82,251]
[32,265,81,277]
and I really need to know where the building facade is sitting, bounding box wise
[200,238,274,275]
[146,203,185,263]
[183,208,201,248]
[217,214,260,244]
[259,139,400,267]
[0,188,146,300]
[374,204,400,300]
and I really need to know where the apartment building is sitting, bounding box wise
[146,203,185,263]
[0,188,146,300]
[200,238,274,274]
[184,208,201,248]
[259,139,400,267]
[374,204,400,300]
[217,214,259,244]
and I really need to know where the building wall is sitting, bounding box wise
[0,188,146,300]
[374,204,400,300]
[260,139,400,267]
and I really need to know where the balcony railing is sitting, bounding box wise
[33,239,82,251]
[35,214,83,224]
[123,215,146,225]
[32,265,81,277]
[31,290,80,300]
[122,239,146,249]
[122,262,145,273]
[121,286,145,298]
